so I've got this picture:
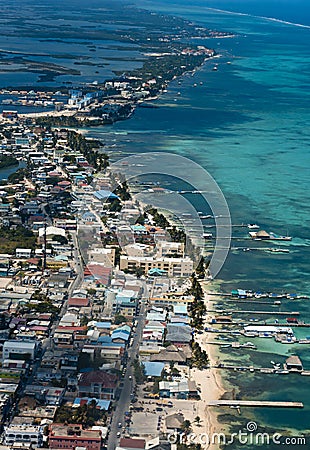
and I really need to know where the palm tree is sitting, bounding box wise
[194,416,201,426]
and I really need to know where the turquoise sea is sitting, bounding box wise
[88,0,310,441]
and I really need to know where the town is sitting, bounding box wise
[0,113,213,450]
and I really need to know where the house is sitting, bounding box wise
[45,387,65,405]
[49,424,102,450]
[111,328,130,344]
[150,345,191,364]
[166,324,192,344]
[68,297,90,308]
[143,362,165,378]
[15,248,32,259]
[159,380,198,399]
[78,370,118,400]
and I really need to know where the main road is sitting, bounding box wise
[107,301,146,450]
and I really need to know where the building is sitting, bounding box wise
[156,241,185,258]
[285,356,303,372]
[2,340,37,361]
[149,292,194,308]
[49,424,102,450]
[159,380,198,399]
[78,370,118,400]
[4,424,43,447]
[88,247,115,267]
[120,255,193,277]
[15,248,32,259]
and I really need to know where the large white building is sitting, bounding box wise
[2,341,37,362]
[119,255,193,277]
[4,424,43,447]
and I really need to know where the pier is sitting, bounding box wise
[208,400,303,408]
[210,310,300,316]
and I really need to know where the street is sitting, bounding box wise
[107,302,146,450]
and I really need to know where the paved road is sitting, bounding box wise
[107,302,146,450]
[42,231,84,352]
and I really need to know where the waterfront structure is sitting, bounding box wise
[119,255,194,277]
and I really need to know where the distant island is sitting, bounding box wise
[0,0,234,128]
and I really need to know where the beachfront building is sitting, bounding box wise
[119,255,194,277]
[159,379,198,399]
[156,241,185,258]
[149,292,194,308]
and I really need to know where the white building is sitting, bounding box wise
[156,241,185,258]
[119,255,194,277]
[4,424,43,447]
[88,247,115,267]
[15,248,32,259]
[2,341,37,361]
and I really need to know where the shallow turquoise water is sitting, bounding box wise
[89,2,310,435]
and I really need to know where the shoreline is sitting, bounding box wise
[190,287,230,448]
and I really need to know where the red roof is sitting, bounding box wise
[38,314,52,320]
[119,438,146,449]
[27,258,40,265]
[79,370,117,389]
[68,297,89,307]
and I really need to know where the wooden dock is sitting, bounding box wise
[210,310,300,316]
[208,400,303,408]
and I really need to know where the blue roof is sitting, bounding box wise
[148,268,166,276]
[94,190,119,200]
[94,322,111,328]
[111,331,130,342]
[73,397,111,410]
[143,362,165,377]
[173,305,188,314]
[98,336,112,343]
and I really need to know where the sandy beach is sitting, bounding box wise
[187,288,229,449]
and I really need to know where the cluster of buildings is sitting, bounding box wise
[0,116,205,449]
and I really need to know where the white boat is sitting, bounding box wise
[247,224,260,229]
[203,233,213,239]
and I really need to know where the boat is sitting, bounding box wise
[247,223,260,229]
[203,233,213,239]
[269,232,292,241]
[213,66,218,71]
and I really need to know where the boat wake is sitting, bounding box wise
[206,7,310,30]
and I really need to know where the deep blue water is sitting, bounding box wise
[88,0,310,437]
